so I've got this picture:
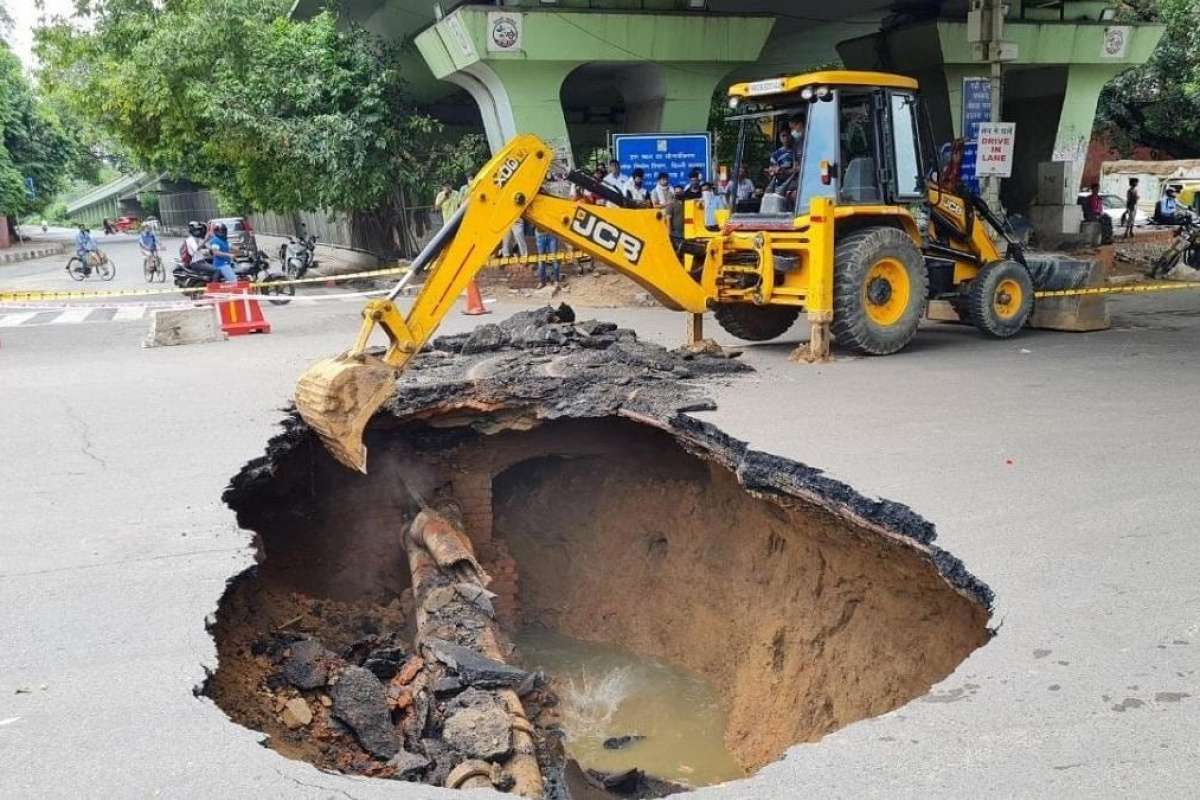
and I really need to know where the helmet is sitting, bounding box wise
[187,220,206,238]
[212,223,228,238]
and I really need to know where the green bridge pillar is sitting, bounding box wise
[839,18,1164,211]
[415,8,772,163]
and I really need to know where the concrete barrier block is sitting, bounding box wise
[143,306,225,347]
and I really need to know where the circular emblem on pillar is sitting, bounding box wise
[491,17,519,51]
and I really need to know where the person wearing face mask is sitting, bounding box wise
[624,168,650,207]
[651,172,674,209]
[682,168,704,200]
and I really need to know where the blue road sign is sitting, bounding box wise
[960,77,992,195]
[612,133,711,188]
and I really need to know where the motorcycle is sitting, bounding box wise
[280,234,318,279]
[1149,218,1200,278]
[172,248,294,305]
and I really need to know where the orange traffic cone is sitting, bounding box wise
[462,279,491,316]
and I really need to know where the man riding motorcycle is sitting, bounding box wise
[208,222,238,283]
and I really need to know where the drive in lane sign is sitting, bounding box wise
[975,122,1016,178]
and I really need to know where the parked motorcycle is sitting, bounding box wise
[280,234,318,279]
[172,248,294,305]
[1150,218,1200,278]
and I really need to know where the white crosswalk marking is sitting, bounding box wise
[56,308,94,324]
[0,311,40,327]
[112,305,147,321]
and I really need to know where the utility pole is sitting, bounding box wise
[968,0,1017,207]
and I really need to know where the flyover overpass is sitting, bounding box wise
[296,1,1163,211]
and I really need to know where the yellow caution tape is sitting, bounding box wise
[0,250,589,303]
[1034,280,1200,299]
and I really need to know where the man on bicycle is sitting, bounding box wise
[138,222,159,256]
[74,224,99,275]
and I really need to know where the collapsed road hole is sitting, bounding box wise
[205,307,993,796]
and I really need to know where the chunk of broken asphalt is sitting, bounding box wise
[283,638,331,689]
[386,749,431,781]
[423,638,530,688]
[362,646,407,681]
[331,666,399,758]
[602,734,645,750]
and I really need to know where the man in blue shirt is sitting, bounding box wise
[1155,187,1190,225]
[138,223,158,253]
[74,224,98,274]
[208,222,238,282]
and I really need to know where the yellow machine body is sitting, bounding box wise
[297,72,1027,472]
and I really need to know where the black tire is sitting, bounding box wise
[831,226,928,355]
[261,275,294,306]
[965,260,1034,338]
[97,257,115,281]
[143,256,155,282]
[713,303,800,341]
[66,257,87,281]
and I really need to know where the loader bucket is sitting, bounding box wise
[294,353,398,473]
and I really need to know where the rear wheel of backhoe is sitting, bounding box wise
[831,226,928,355]
[713,303,801,341]
[966,260,1034,338]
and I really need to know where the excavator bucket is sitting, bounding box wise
[294,353,398,473]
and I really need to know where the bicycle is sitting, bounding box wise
[142,248,166,283]
[65,250,116,281]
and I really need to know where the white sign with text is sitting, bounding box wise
[975,122,1016,178]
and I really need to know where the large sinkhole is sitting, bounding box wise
[208,411,992,796]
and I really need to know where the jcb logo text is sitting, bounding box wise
[570,210,644,265]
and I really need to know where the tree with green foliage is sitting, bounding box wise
[1098,0,1200,157]
[1,42,78,225]
[36,0,488,253]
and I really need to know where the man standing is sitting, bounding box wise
[624,168,650,206]
[434,181,459,226]
[535,230,560,289]
[1123,177,1139,239]
[681,168,704,200]
[602,159,626,203]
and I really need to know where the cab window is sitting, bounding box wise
[838,92,882,204]
[795,97,838,213]
[890,92,923,199]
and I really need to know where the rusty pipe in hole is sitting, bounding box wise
[404,507,543,798]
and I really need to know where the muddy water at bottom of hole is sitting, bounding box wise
[516,628,745,787]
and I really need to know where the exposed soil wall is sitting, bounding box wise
[488,421,989,770]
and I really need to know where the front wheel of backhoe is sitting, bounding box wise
[713,303,801,341]
[831,227,928,355]
[966,259,1034,338]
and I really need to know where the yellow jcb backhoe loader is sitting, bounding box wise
[296,70,1034,472]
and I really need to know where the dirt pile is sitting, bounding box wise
[207,306,993,796]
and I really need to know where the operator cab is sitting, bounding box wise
[723,71,935,227]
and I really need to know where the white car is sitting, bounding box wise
[1077,193,1149,227]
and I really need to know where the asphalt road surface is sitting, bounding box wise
[1,247,1197,798]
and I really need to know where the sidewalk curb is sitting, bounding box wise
[1,243,69,265]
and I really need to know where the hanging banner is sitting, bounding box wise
[960,77,992,194]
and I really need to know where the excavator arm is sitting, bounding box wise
[296,134,702,472]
